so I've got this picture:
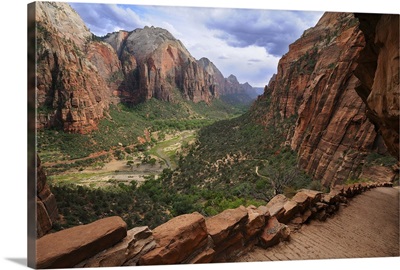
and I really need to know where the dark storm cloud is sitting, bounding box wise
[206,9,322,57]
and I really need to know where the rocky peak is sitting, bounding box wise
[224,74,253,96]
[103,26,220,104]
[125,26,188,61]
[36,2,91,49]
[103,30,130,57]
[227,74,239,83]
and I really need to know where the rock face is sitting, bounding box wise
[104,27,219,104]
[205,206,248,261]
[36,156,58,238]
[253,12,396,186]
[35,2,112,133]
[259,217,290,248]
[36,216,127,269]
[77,226,156,267]
[139,212,210,265]
[354,14,399,159]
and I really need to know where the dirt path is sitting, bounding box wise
[237,187,399,261]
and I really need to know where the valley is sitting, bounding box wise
[45,129,196,188]
[33,2,398,241]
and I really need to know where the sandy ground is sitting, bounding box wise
[236,187,400,261]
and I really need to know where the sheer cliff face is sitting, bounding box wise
[354,14,399,159]
[35,2,112,133]
[255,12,392,186]
[104,27,219,104]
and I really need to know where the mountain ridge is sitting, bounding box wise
[35,2,255,133]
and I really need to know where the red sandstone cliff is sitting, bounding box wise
[354,14,399,159]
[35,2,112,133]
[253,12,397,186]
[103,27,220,104]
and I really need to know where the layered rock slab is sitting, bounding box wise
[139,212,209,265]
[77,226,155,267]
[205,206,249,261]
[36,216,127,269]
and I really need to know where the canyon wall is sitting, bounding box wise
[254,12,398,186]
[354,14,399,159]
[35,2,111,133]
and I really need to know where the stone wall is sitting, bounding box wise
[35,181,393,268]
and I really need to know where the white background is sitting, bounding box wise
[0,0,398,269]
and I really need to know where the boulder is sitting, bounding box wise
[315,202,328,210]
[77,226,155,267]
[36,155,58,238]
[37,184,59,222]
[259,217,290,248]
[297,189,322,204]
[124,227,157,265]
[184,236,215,264]
[266,194,288,221]
[139,212,208,265]
[189,248,215,264]
[291,192,310,212]
[245,207,266,241]
[36,199,52,238]
[205,206,248,246]
[282,200,299,224]
[316,210,328,221]
[213,232,244,261]
[321,194,332,204]
[205,206,249,261]
[36,216,127,269]
[301,209,313,223]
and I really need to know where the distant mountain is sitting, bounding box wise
[250,87,265,98]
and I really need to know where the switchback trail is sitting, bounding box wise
[236,187,399,261]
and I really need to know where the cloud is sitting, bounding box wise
[205,9,323,57]
[70,3,148,36]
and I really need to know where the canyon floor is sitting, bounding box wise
[236,187,400,262]
[45,130,196,187]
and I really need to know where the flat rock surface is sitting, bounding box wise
[36,216,127,268]
[236,187,399,261]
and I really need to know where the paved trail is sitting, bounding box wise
[236,187,399,262]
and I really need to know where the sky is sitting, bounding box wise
[69,2,323,87]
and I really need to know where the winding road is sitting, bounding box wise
[236,187,400,262]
